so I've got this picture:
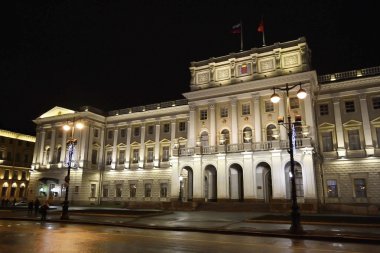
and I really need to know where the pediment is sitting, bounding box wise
[39,106,75,119]
[343,120,362,127]
[130,141,140,146]
[145,140,155,145]
[160,138,171,143]
[117,143,127,147]
[319,122,335,129]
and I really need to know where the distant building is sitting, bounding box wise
[29,37,380,214]
[0,129,35,203]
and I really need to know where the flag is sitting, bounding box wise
[232,23,241,34]
[257,19,264,33]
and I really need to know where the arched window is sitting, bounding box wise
[243,127,252,143]
[44,147,50,165]
[200,131,209,147]
[220,129,230,145]
[56,147,62,163]
[266,124,277,141]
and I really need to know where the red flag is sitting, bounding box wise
[232,23,241,34]
[257,19,264,33]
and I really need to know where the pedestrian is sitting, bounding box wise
[12,198,17,207]
[39,202,49,221]
[34,198,40,214]
[28,200,34,214]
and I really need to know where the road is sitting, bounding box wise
[0,220,379,253]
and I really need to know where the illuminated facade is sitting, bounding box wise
[0,129,35,203]
[29,38,380,214]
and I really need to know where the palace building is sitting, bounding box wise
[28,37,380,214]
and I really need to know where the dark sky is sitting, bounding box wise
[1,0,379,135]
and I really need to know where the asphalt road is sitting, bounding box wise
[1,220,379,253]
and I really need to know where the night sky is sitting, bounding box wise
[1,1,379,135]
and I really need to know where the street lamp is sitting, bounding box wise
[61,120,83,220]
[270,83,306,234]
[179,176,183,202]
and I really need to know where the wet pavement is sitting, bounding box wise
[1,206,379,244]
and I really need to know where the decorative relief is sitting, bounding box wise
[258,58,275,72]
[216,68,230,81]
[282,53,300,68]
[197,72,209,84]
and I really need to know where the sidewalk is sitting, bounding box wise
[1,206,380,244]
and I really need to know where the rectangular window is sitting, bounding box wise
[289,97,299,109]
[107,130,113,139]
[21,171,27,180]
[242,104,250,115]
[91,149,98,165]
[326,179,338,197]
[348,129,361,150]
[134,127,140,137]
[118,150,125,164]
[237,63,251,76]
[321,132,334,152]
[200,109,208,120]
[319,104,329,116]
[120,129,126,138]
[372,97,380,109]
[345,101,355,113]
[13,171,18,180]
[106,151,112,165]
[147,148,154,162]
[163,123,170,133]
[265,101,274,112]
[90,184,96,198]
[130,184,137,198]
[160,183,168,198]
[354,179,367,198]
[116,184,122,197]
[102,185,109,197]
[179,122,186,132]
[162,146,170,162]
[144,183,152,197]
[148,125,154,135]
[94,129,99,138]
[132,149,139,163]
[220,107,228,118]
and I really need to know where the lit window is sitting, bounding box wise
[354,179,366,198]
[326,179,338,197]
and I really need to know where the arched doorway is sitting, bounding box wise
[256,162,272,203]
[229,163,244,201]
[180,166,193,201]
[204,165,217,201]
[284,161,304,200]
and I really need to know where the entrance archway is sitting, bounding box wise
[180,166,193,201]
[204,165,217,201]
[256,162,272,203]
[229,163,244,201]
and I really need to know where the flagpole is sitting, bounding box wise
[262,30,266,46]
[240,20,244,51]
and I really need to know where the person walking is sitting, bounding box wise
[34,198,40,214]
[40,202,49,221]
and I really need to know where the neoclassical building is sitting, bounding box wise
[0,129,35,203]
[28,37,380,214]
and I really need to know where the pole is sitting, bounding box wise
[61,139,75,220]
[240,20,244,51]
[287,116,303,234]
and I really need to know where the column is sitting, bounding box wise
[79,125,88,167]
[188,104,196,147]
[170,119,176,155]
[303,87,315,140]
[333,98,346,157]
[125,126,132,168]
[253,95,262,142]
[87,126,94,163]
[60,130,67,163]
[32,131,40,164]
[49,129,56,163]
[139,125,146,167]
[154,122,160,167]
[170,157,180,200]
[98,128,105,166]
[39,130,46,164]
[242,153,254,199]
[278,94,287,141]
[300,149,317,199]
[270,150,286,199]
[209,102,216,147]
[231,97,238,144]
[111,129,118,168]
[359,94,374,155]
[216,154,227,199]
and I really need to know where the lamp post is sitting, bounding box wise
[270,83,306,234]
[61,121,83,220]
